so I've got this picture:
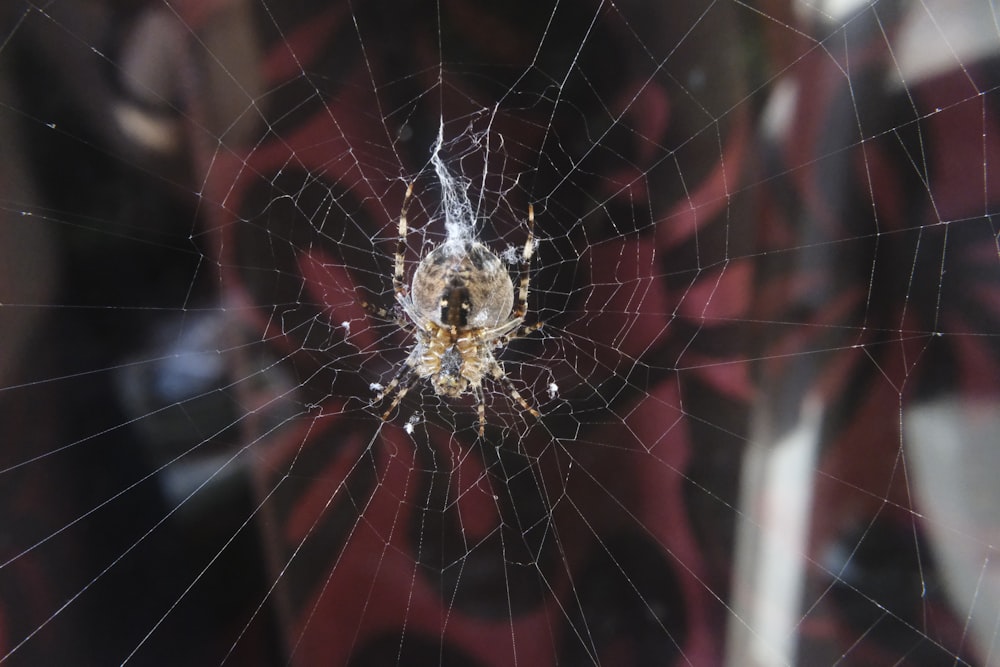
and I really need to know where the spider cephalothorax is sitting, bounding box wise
[369,184,542,435]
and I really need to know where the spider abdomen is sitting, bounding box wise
[411,242,515,329]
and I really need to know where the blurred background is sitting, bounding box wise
[1,1,998,665]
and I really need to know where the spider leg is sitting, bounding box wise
[511,203,535,320]
[360,299,394,321]
[393,183,415,299]
[362,183,417,335]
[496,320,544,348]
[472,381,486,436]
[377,351,420,422]
[495,203,542,348]
[360,296,415,333]
[380,378,420,422]
[489,360,540,420]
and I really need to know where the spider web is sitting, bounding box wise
[1,0,999,665]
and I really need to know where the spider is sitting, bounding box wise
[368,183,543,436]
